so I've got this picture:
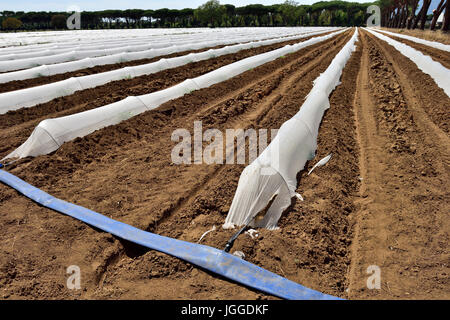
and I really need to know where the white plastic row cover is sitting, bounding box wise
[3,28,348,161]
[223,28,359,230]
[0,35,217,62]
[0,27,321,52]
[0,31,217,55]
[365,28,450,96]
[0,28,325,58]
[0,28,310,62]
[372,28,450,52]
[0,28,337,83]
[0,28,208,48]
[0,28,338,114]
[0,32,271,72]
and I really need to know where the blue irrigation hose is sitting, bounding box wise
[0,169,342,300]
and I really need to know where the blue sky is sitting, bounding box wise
[0,0,439,13]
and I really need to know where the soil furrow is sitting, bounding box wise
[348,29,449,299]
[0,29,353,299]
[369,32,450,134]
[0,27,448,301]
[144,32,363,300]
[148,33,353,235]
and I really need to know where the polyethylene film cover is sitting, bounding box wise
[0,77,81,113]
[139,79,199,110]
[132,63,164,77]
[53,97,148,146]
[165,56,191,69]
[193,66,232,89]
[0,53,15,61]
[47,58,93,75]
[4,123,61,160]
[224,28,357,229]
[295,91,329,135]
[77,68,130,90]
[224,118,317,230]
[224,165,286,229]
[98,54,124,65]
[263,118,316,192]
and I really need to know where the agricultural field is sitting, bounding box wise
[0,26,448,301]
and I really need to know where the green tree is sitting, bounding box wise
[153,8,170,27]
[353,10,365,26]
[194,0,226,27]
[51,14,67,29]
[280,0,299,26]
[0,2,383,30]
[296,6,307,25]
[2,17,22,30]
[318,10,330,25]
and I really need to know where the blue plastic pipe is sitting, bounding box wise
[0,169,341,300]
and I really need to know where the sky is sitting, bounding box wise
[0,0,440,13]
[1,0,375,12]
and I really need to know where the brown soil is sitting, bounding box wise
[0,29,353,299]
[0,28,448,300]
[372,32,449,134]
[348,30,449,299]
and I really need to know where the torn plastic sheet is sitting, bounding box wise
[308,153,332,175]
[246,229,259,239]
[232,251,246,259]
[224,28,359,230]
[198,225,216,243]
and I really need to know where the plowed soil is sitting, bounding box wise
[0,28,448,300]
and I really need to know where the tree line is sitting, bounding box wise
[0,1,374,31]
[379,0,449,31]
